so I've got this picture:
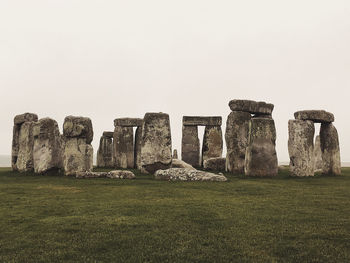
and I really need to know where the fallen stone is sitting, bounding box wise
[108,170,136,179]
[181,125,200,167]
[183,116,222,126]
[114,118,143,127]
[314,135,323,173]
[14,113,38,125]
[203,157,226,171]
[288,120,315,177]
[141,113,172,173]
[76,171,109,178]
[173,149,178,159]
[245,118,278,176]
[320,123,341,175]
[225,111,251,174]
[171,159,196,170]
[202,126,223,166]
[97,133,114,168]
[229,100,274,115]
[113,126,134,168]
[294,110,334,123]
[33,118,63,173]
[16,121,36,172]
[154,168,227,181]
[63,116,93,143]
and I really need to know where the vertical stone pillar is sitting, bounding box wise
[181,125,200,167]
[141,113,172,173]
[314,135,323,172]
[245,118,278,176]
[320,123,341,175]
[225,111,251,174]
[202,126,223,166]
[97,132,114,168]
[134,126,142,170]
[288,120,315,177]
[113,126,134,169]
[16,121,36,172]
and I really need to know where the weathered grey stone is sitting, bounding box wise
[97,134,114,167]
[183,116,222,126]
[16,121,36,172]
[33,118,62,173]
[288,120,315,177]
[76,171,110,178]
[14,113,38,125]
[203,157,226,171]
[63,116,93,143]
[225,111,251,174]
[314,135,323,173]
[173,149,178,159]
[245,118,278,176]
[171,159,196,170]
[108,170,136,179]
[294,110,334,123]
[63,138,93,176]
[154,168,227,182]
[229,100,274,115]
[320,123,341,175]
[103,131,114,138]
[113,126,134,168]
[114,118,143,127]
[202,126,223,166]
[134,126,142,170]
[181,125,200,168]
[141,113,172,174]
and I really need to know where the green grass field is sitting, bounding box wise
[0,167,349,262]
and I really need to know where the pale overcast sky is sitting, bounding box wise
[0,0,349,162]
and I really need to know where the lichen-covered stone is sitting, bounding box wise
[141,113,172,174]
[225,111,251,174]
[183,116,222,126]
[14,113,38,125]
[154,168,227,181]
[245,118,278,176]
[294,110,334,123]
[33,118,62,173]
[134,126,142,170]
[202,126,223,166]
[203,157,226,171]
[314,135,323,173]
[229,100,274,115]
[76,170,135,179]
[63,116,93,143]
[113,126,134,169]
[288,120,315,177]
[181,125,200,167]
[97,133,114,168]
[16,121,36,172]
[114,118,143,127]
[320,123,341,175]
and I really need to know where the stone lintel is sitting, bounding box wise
[183,116,222,126]
[114,118,143,127]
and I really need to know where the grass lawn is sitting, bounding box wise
[0,167,349,262]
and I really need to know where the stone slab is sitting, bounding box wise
[14,113,38,125]
[183,116,222,126]
[114,118,143,127]
[294,110,334,123]
[103,131,114,138]
[229,100,274,115]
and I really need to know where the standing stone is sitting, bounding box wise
[288,120,315,177]
[314,135,323,173]
[134,126,142,170]
[113,126,134,168]
[16,121,36,172]
[33,118,63,173]
[173,149,178,159]
[202,126,223,166]
[63,116,94,176]
[181,125,200,167]
[141,113,172,174]
[97,132,114,168]
[12,113,38,170]
[320,123,341,175]
[225,111,251,174]
[245,118,278,176]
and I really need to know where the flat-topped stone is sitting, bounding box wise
[114,118,143,127]
[294,110,334,123]
[14,113,38,125]
[183,116,222,126]
[229,100,274,115]
[103,131,114,138]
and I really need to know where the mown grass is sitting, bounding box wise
[0,167,349,262]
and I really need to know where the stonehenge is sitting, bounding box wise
[225,99,278,176]
[288,110,341,176]
[141,113,172,173]
[181,116,223,168]
[62,116,94,176]
[113,118,143,169]
[97,131,114,167]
